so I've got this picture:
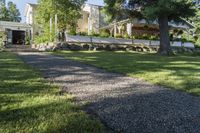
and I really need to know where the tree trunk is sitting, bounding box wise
[158,15,171,55]
[61,30,66,42]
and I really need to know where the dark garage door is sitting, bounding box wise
[12,30,25,45]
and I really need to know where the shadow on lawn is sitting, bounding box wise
[15,52,200,133]
[0,52,105,133]
[54,51,200,95]
[0,100,103,133]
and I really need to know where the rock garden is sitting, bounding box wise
[31,42,200,55]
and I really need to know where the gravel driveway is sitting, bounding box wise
[17,52,200,133]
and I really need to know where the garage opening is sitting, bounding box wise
[12,30,25,45]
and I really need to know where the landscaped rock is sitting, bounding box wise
[104,45,112,51]
[60,42,70,50]
[136,46,143,52]
[110,44,118,51]
[187,49,193,54]
[89,45,95,51]
[126,47,133,51]
[95,45,104,51]
[81,43,90,50]
[193,49,200,56]
[143,46,151,52]
[52,46,59,52]
[69,44,82,51]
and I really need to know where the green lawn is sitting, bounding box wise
[53,51,200,96]
[0,52,105,133]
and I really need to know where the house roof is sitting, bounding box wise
[101,18,194,30]
[24,3,38,16]
[0,21,31,31]
[27,3,38,8]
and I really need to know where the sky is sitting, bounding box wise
[6,0,104,22]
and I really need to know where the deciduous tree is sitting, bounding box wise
[36,0,86,41]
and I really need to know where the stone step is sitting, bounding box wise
[5,45,39,52]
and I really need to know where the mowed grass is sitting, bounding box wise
[53,51,200,96]
[0,52,105,133]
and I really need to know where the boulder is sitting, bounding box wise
[110,45,118,51]
[51,46,58,52]
[126,47,133,51]
[187,49,193,54]
[143,46,151,52]
[95,45,104,51]
[81,43,90,50]
[136,47,143,52]
[38,46,46,52]
[60,42,69,50]
[69,44,82,51]
[89,45,95,51]
[104,45,112,51]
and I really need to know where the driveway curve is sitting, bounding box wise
[17,52,200,133]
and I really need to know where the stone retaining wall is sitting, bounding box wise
[31,42,200,56]
[31,42,159,52]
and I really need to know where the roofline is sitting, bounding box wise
[24,3,38,16]
[0,21,32,28]
[100,18,194,30]
[85,3,104,7]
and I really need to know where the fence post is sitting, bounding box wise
[90,36,93,44]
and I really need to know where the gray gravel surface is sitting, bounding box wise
[17,52,200,133]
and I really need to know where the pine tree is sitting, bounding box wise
[104,0,195,55]
[0,1,21,22]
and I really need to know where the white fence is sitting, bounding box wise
[66,35,195,48]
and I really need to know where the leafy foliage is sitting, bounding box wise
[36,0,86,42]
[190,2,200,47]
[103,0,196,55]
[0,1,21,22]
[54,51,200,96]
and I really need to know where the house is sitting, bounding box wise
[0,21,31,44]
[24,3,107,38]
[0,1,32,45]
[25,3,194,41]
[101,19,194,38]
[24,3,39,40]
[77,4,107,34]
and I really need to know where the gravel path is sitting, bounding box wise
[17,52,200,133]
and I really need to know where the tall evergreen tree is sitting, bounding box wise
[0,1,21,22]
[0,2,10,21]
[7,1,21,22]
[104,0,196,55]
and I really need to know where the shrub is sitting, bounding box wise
[68,30,76,35]
[79,32,88,36]
[99,29,110,38]
[142,34,149,40]
[100,29,110,37]
[115,34,122,38]
[123,33,130,39]
[25,36,31,45]
[150,35,159,40]
[195,37,200,48]
[100,32,110,38]
[0,31,6,48]
[90,30,100,37]
[34,35,49,44]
